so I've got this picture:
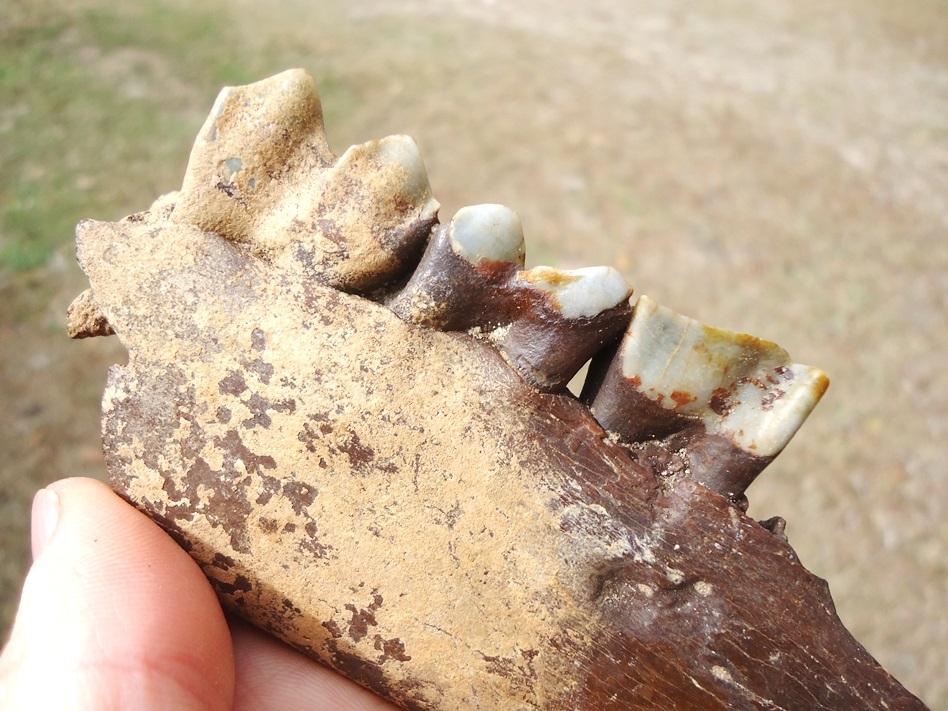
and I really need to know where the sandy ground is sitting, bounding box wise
[1,0,946,706]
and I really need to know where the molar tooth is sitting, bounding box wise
[582,295,829,499]
[388,204,524,329]
[279,134,440,292]
[499,266,633,393]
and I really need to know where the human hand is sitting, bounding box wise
[0,477,400,710]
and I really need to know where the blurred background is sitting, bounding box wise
[1,0,945,706]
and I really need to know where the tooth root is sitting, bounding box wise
[500,266,633,393]
[389,204,524,329]
[67,288,115,339]
[582,295,829,498]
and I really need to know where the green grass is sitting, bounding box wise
[0,2,265,272]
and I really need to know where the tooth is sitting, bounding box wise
[170,69,439,293]
[389,204,524,329]
[278,134,440,293]
[582,295,829,498]
[67,288,115,339]
[391,206,632,392]
[173,68,332,241]
[499,266,633,392]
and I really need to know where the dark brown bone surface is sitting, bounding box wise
[68,70,926,710]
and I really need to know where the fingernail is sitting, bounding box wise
[31,488,61,559]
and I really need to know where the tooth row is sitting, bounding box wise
[582,296,830,500]
[389,205,633,392]
[70,69,830,499]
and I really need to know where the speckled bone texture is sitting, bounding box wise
[68,70,926,710]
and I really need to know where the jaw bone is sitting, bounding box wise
[66,69,926,710]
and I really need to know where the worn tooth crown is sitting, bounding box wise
[519,265,631,319]
[583,295,829,497]
[499,266,633,393]
[449,204,526,265]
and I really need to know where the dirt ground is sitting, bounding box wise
[2,0,946,706]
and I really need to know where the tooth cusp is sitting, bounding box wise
[449,204,526,265]
[583,295,828,498]
[518,265,631,320]
[278,134,440,292]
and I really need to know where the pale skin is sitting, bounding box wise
[0,477,400,711]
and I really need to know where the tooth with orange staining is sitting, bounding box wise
[582,295,830,501]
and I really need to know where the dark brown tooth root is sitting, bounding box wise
[499,266,632,392]
[171,68,439,293]
[390,203,633,392]
[582,295,829,500]
[388,204,526,329]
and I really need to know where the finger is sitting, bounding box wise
[0,478,235,711]
[229,617,402,711]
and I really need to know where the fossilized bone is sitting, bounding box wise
[67,69,926,710]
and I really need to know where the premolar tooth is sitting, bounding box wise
[582,295,829,499]
[277,134,440,292]
[391,206,632,393]
[500,266,633,393]
[389,204,524,329]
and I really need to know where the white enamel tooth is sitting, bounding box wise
[389,205,527,329]
[615,295,828,457]
[449,204,525,266]
[583,295,829,497]
[497,266,634,393]
[519,266,632,319]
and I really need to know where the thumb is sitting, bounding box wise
[0,478,235,711]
